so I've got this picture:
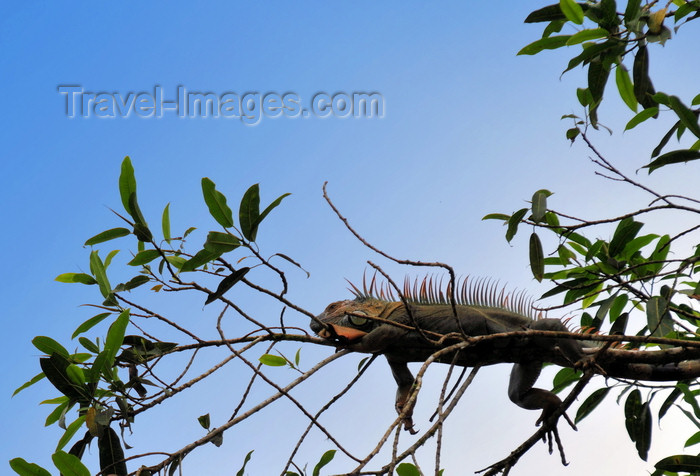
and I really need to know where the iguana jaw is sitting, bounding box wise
[317,323,368,342]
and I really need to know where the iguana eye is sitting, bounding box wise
[347,311,369,327]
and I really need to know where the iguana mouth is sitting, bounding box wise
[318,324,368,342]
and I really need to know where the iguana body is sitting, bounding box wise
[310,278,587,432]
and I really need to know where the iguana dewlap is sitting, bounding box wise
[311,282,585,433]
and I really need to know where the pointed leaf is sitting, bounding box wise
[90,251,111,298]
[560,0,584,24]
[506,208,528,242]
[259,354,287,366]
[204,267,251,305]
[609,218,643,257]
[531,189,551,222]
[575,387,610,423]
[203,231,241,253]
[517,35,572,55]
[312,450,336,476]
[98,427,127,476]
[529,233,545,282]
[566,28,608,45]
[668,96,700,139]
[85,228,130,246]
[9,458,52,476]
[118,157,137,216]
[33,337,70,358]
[646,296,674,337]
[615,64,637,112]
[655,455,700,472]
[201,178,234,228]
[162,203,171,243]
[249,192,291,242]
[51,451,90,476]
[13,372,46,397]
[239,184,261,241]
[55,273,97,285]
[236,450,254,476]
[625,107,659,131]
[181,248,221,272]
[72,313,111,339]
[127,249,161,266]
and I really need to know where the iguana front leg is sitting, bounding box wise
[388,359,419,434]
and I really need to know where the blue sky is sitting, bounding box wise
[2,2,699,475]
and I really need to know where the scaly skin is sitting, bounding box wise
[311,298,585,433]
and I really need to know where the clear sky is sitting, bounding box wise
[2,2,699,475]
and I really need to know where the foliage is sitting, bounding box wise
[484,1,700,474]
[9,2,700,476]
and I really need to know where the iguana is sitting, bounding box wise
[310,276,593,434]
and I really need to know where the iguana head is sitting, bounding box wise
[311,299,388,343]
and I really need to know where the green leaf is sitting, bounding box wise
[9,458,52,476]
[79,337,100,354]
[529,233,545,282]
[685,431,700,448]
[198,413,211,429]
[181,248,221,272]
[127,249,161,266]
[625,107,659,131]
[56,415,86,451]
[647,295,673,338]
[259,354,287,366]
[236,450,254,476]
[552,367,582,393]
[12,372,46,397]
[668,95,700,139]
[33,336,70,358]
[575,387,610,423]
[118,157,137,217]
[566,27,608,45]
[55,273,97,285]
[645,149,700,173]
[624,0,641,23]
[531,189,552,222]
[90,310,129,382]
[560,0,584,24]
[97,427,127,476]
[239,183,261,241]
[659,386,682,421]
[517,35,572,55]
[203,231,241,253]
[655,454,700,472]
[114,275,150,292]
[201,178,234,228]
[85,228,130,246]
[615,64,637,112]
[250,192,291,242]
[525,3,590,23]
[396,463,421,476]
[204,267,250,305]
[506,208,528,242]
[162,203,171,243]
[632,45,657,110]
[482,213,510,221]
[40,354,90,403]
[609,295,628,321]
[90,251,111,298]
[65,364,86,386]
[312,450,336,476]
[609,218,643,257]
[72,313,111,339]
[636,402,652,461]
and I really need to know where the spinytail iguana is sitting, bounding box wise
[310,276,592,433]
